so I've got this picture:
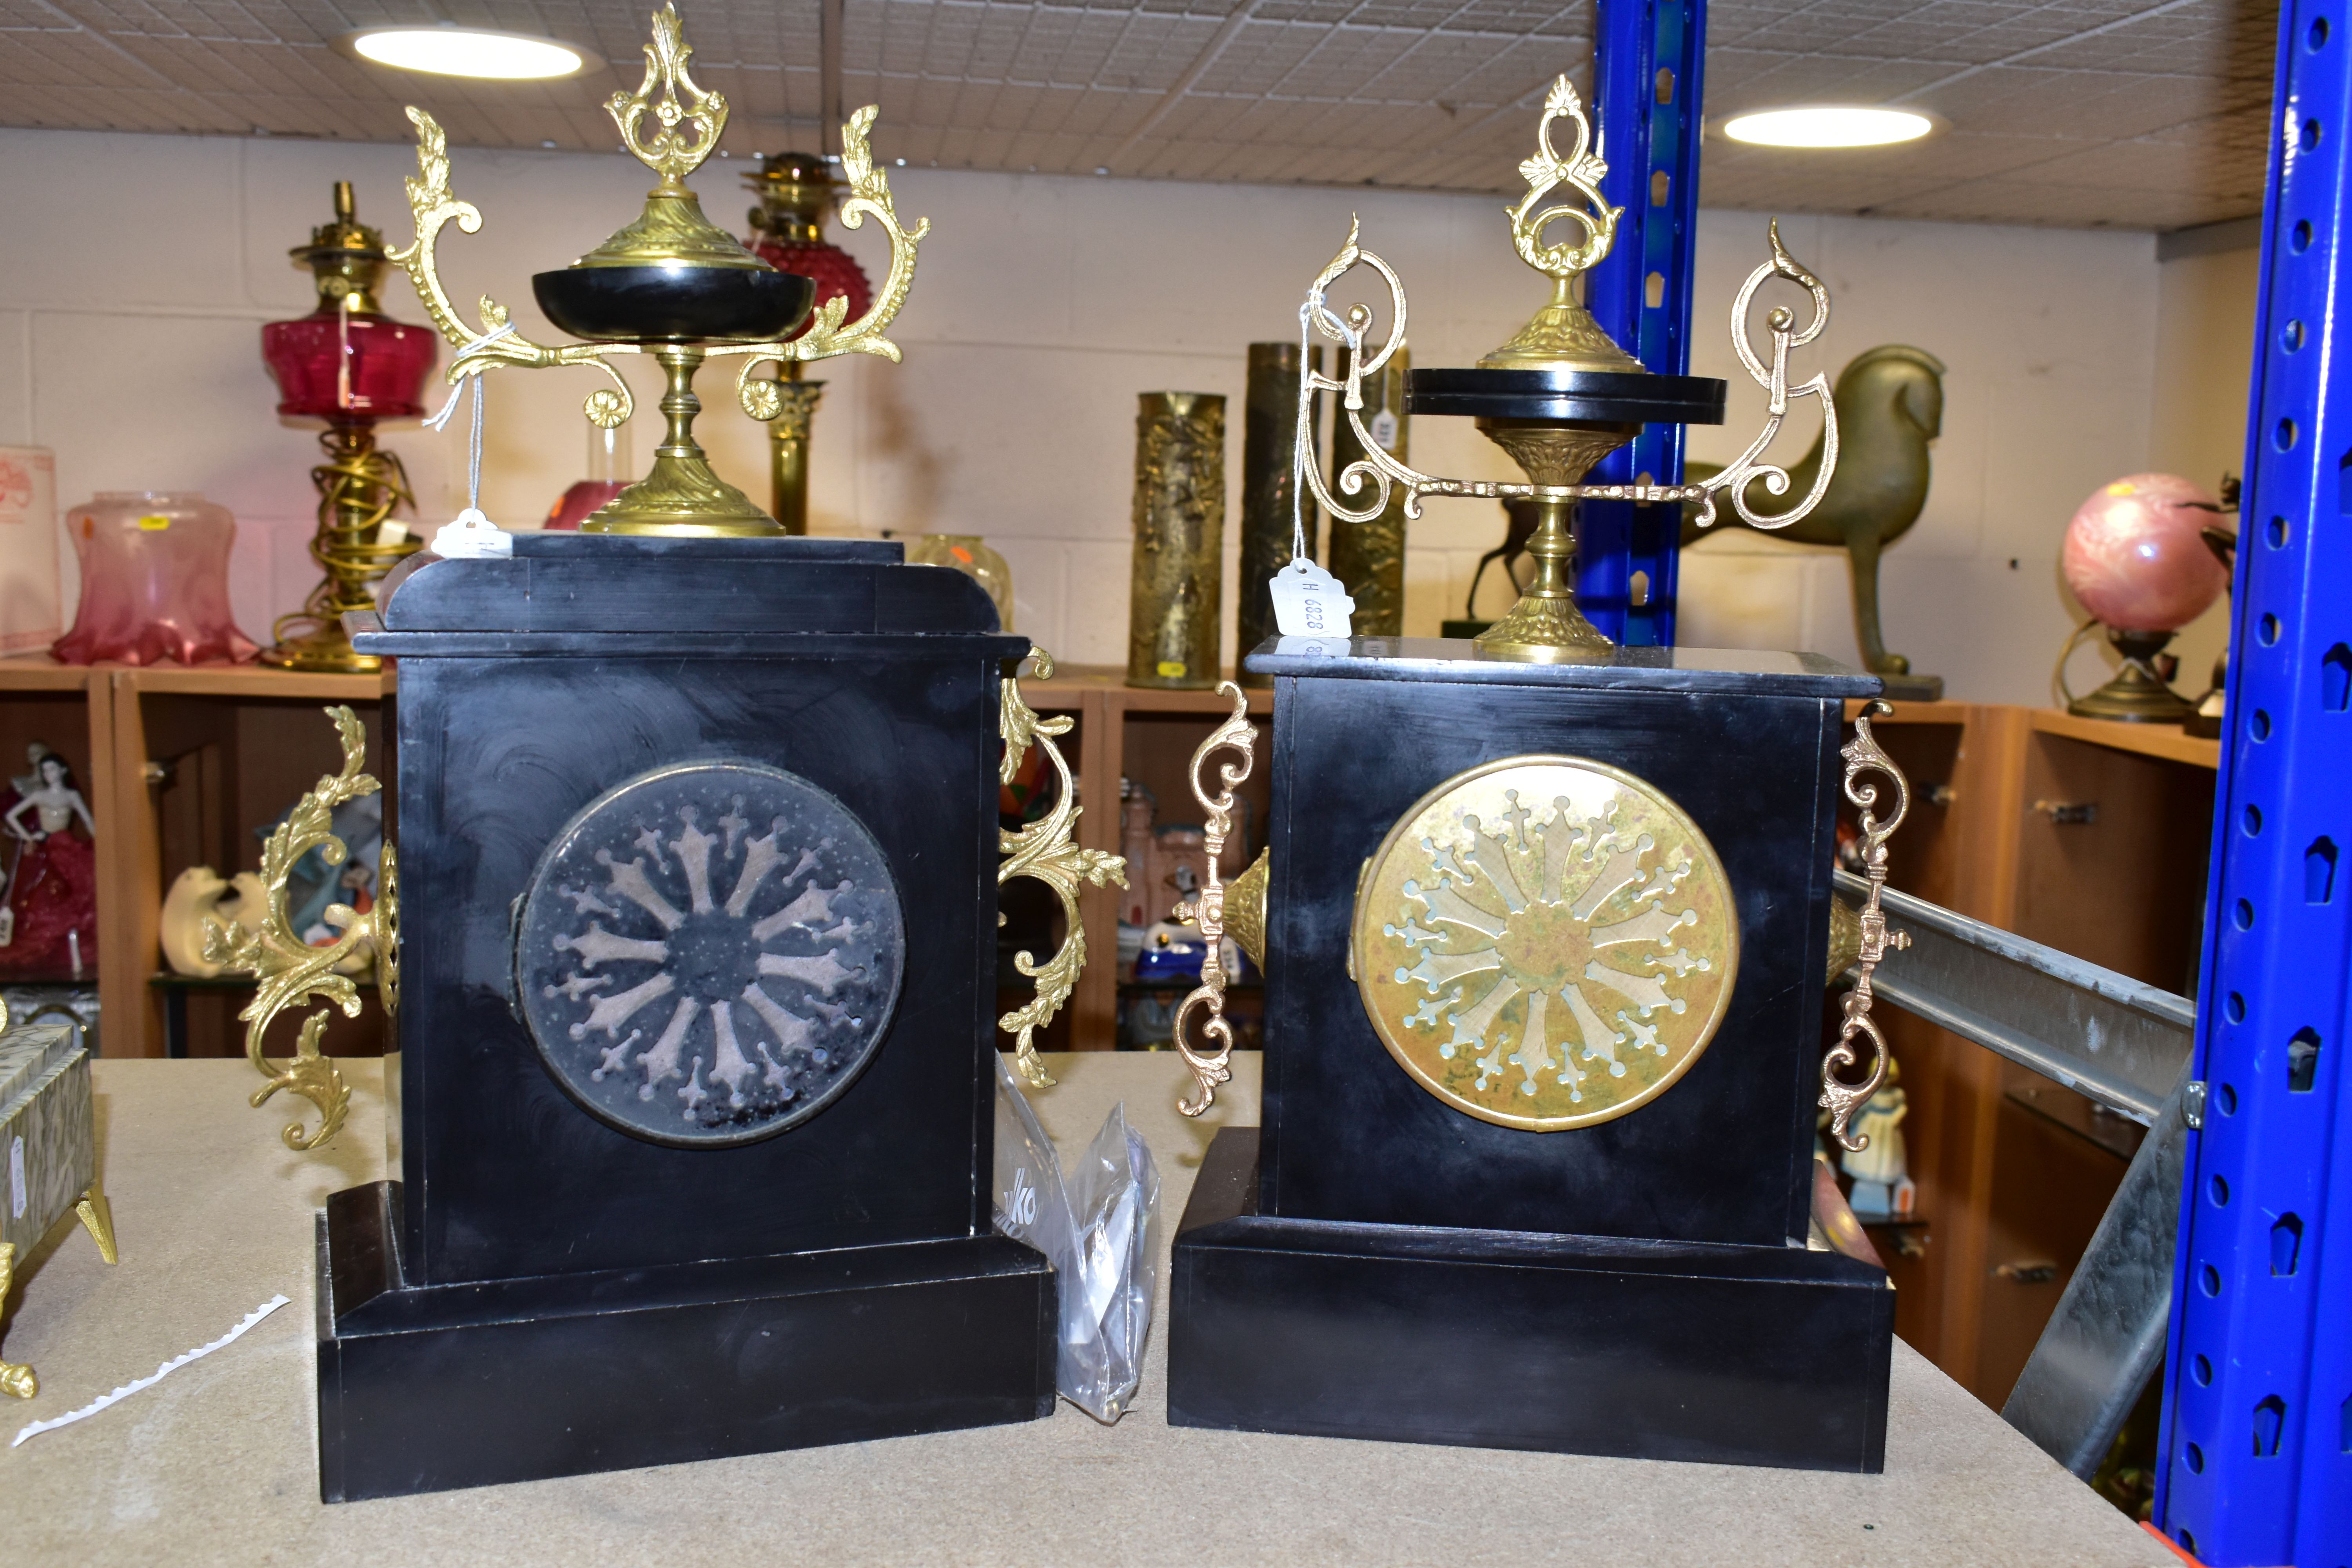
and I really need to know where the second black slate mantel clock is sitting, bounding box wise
[1160,74,1913,1473]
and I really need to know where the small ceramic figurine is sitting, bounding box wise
[1841,1055,1915,1219]
[0,747,98,979]
[158,866,270,978]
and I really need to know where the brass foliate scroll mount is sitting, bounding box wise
[1821,701,1913,1151]
[203,706,394,1151]
[1171,684,1259,1117]
[387,4,928,537]
[998,651,1129,1088]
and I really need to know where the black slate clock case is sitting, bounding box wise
[323,534,1054,1501]
[1166,636,1898,1472]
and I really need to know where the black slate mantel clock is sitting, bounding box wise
[1166,640,1905,1471]
[1159,76,1913,1473]
[270,532,1102,1500]
[200,6,1131,1501]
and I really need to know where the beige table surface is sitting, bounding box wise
[0,1053,2169,1567]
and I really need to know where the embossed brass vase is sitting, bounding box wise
[1237,343,1318,681]
[1127,392,1225,690]
[387,3,927,539]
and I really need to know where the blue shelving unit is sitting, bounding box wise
[1579,0,1706,646]
[2157,0,2352,1560]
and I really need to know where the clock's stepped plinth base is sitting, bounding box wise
[317,1183,1054,1501]
[1169,1129,1894,1472]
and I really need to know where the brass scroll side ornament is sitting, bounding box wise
[997,651,1128,1089]
[1295,223,1837,533]
[1171,683,1258,1118]
[202,706,391,1151]
[1821,701,1913,1152]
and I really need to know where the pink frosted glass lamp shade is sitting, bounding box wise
[2061,474,2230,633]
[261,308,437,421]
[52,493,258,666]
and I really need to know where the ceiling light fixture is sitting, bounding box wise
[1720,106,1937,149]
[341,25,595,81]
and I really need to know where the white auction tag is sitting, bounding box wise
[9,1134,22,1219]
[430,507,513,560]
[1268,558,1355,638]
[1369,409,1400,452]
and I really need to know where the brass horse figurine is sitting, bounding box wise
[1682,345,1945,685]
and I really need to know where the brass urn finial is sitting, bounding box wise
[1477,77,1644,377]
[574,4,766,273]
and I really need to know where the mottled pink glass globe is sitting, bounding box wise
[2062,473,2229,632]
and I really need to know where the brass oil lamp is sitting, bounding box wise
[259,181,437,671]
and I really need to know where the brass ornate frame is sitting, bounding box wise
[1299,220,1835,534]
[1292,77,1837,538]
[203,706,388,1151]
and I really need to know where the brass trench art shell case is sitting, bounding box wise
[1127,391,1225,689]
[1354,756,1737,1131]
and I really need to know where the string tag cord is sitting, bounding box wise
[423,330,517,561]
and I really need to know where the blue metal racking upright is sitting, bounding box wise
[2158,0,2352,1559]
[1578,0,1706,646]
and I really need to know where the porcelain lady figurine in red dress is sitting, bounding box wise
[0,748,98,980]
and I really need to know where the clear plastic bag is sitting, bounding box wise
[992,1054,1161,1423]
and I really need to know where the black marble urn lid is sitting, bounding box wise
[1405,367,1728,426]
[1244,635,1882,699]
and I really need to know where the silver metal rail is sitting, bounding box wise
[1833,869,2198,1481]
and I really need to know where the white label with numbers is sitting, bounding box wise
[1268,558,1356,638]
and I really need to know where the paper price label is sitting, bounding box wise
[9,1134,22,1220]
[1269,559,1355,638]
[136,514,171,532]
[1370,410,1400,452]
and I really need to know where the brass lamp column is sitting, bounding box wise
[744,152,873,535]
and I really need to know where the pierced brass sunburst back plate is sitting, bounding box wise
[1352,757,1739,1132]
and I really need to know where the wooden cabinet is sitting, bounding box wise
[1857,701,2216,1406]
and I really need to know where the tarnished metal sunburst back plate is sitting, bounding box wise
[1352,756,1739,1131]
[516,762,904,1147]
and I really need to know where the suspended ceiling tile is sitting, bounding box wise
[0,0,2282,228]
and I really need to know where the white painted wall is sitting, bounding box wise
[2139,244,2262,701]
[0,126,2185,702]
